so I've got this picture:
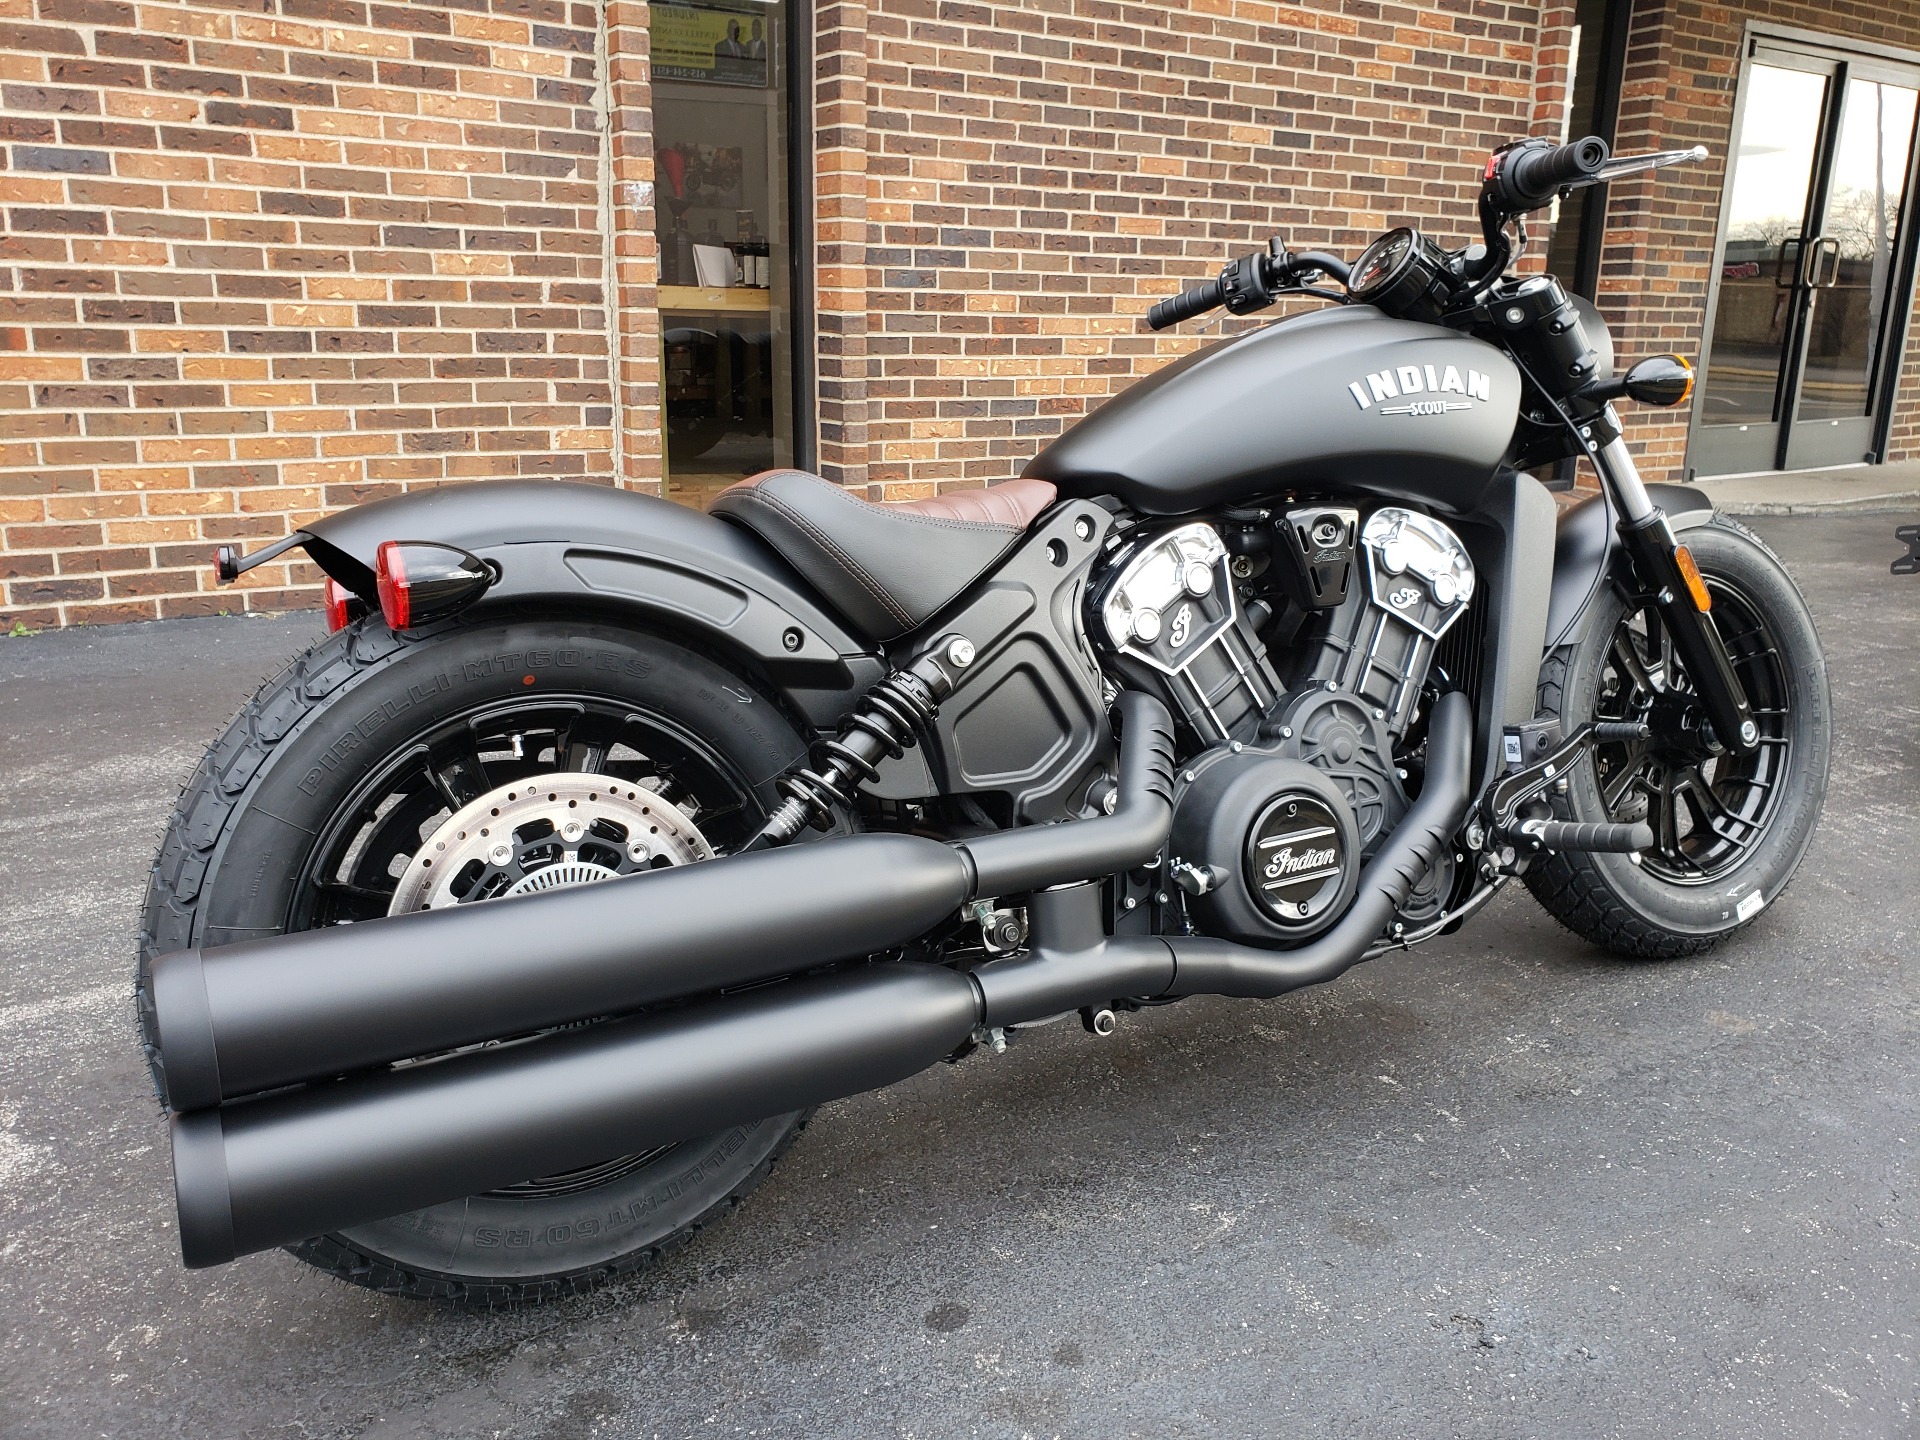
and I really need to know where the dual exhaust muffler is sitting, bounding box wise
[175,964,982,1266]
[156,690,1473,1268]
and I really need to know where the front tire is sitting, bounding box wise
[1525,514,1830,958]
[140,614,815,1303]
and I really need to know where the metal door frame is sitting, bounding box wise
[1686,22,1920,477]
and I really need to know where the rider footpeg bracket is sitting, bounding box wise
[1895,525,1920,577]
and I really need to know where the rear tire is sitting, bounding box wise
[1524,514,1830,958]
[140,614,815,1303]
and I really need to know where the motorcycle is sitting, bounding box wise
[140,135,1830,1303]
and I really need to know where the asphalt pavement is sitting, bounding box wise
[1,513,1915,1439]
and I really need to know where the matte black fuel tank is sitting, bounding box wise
[1024,306,1522,516]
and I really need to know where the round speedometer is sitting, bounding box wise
[1350,228,1415,298]
[1346,226,1452,321]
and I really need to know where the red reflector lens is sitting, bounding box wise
[323,577,354,633]
[375,540,411,630]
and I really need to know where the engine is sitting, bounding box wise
[1094,507,1476,945]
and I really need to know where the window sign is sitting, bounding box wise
[650,2,772,88]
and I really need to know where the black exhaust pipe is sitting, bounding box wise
[1161,688,1474,999]
[152,833,973,1111]
[970,690,1474,1022]
[174,962,982,1267]
[151,693,1177,1111]
[164,692,1470,1270]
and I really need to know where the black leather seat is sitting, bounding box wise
[711,469,1057,641]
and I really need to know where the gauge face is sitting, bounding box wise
[1349,227,1414,298]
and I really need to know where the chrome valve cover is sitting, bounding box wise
[1096,522,1279,741]
[1361,507,1475,640]
[1099,522,1237,672]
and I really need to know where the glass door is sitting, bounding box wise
[1784,70,1918,469]
[1693,40,1920,476]
[649,0,796,508]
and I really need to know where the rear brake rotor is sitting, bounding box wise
[389,773,714,915]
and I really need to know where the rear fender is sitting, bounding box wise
[295,481,883,728]
[1544,482,1715,654]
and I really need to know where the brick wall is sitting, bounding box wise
[839,0,1558,499]
[6,0,1920,630]
[0,0,611,627]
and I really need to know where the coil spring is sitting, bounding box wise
[759,666,945,843]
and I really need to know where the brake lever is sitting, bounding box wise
[1576,144,1709,189]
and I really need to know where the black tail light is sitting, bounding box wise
[373,541,495,631]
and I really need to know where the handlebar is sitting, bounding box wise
[1143,138,1702,328]
[1146,277,1227,331]
[1145,250,1353,331]
[1288,251,1351,286]
[1492,135,1610,213]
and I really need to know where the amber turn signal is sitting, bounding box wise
[1622,354,1694,407]
[1674,543,1711,612]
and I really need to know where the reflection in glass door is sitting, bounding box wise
[1696,62,1828,461]
[1694,39,1920,476]
[1789,74,1917,462]
[650,0,796,509]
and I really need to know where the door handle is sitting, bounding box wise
[1774,235,1805,288]
[1815,235,1841,288]
[1800,235,1841,289]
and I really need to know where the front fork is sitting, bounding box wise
[1588,414,1759,755]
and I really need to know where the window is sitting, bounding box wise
[650,1,797,506]
[1544,0,1629,299]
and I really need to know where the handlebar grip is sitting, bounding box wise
[1502,135,1610,210]
[1147,277,1226,331]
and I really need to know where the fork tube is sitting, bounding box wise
[1591,415,1758,755]
[1590,409,1656,524]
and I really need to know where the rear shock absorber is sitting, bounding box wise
[743,644,966,850]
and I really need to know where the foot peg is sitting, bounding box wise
[1590,720,1652,742]
[1508,818,1654,853]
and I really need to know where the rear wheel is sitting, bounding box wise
[1525,515,1830,957]
[140,614,814,1303]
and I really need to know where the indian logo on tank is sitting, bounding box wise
[1346,363,1492,416]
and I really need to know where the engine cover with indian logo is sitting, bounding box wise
[1169,750,1360,946]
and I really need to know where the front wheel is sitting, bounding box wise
[140,614,815,1303]
[1525,514,1830,958]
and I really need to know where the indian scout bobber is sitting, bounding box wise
[141,136,1830,1302]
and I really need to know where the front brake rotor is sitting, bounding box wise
[389,773,714,915]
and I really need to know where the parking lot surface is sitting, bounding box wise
[0,513,1914,1439]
